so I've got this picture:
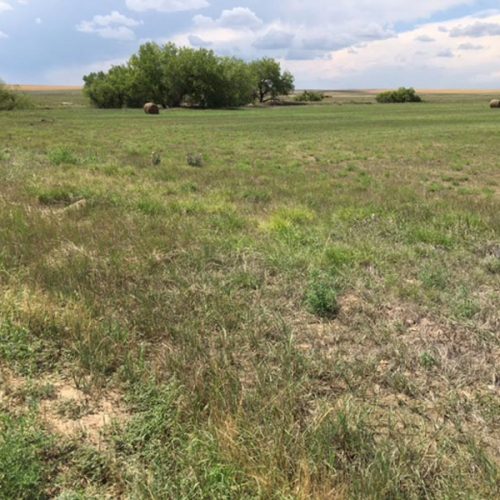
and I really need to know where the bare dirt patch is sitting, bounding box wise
[0,368,129,446]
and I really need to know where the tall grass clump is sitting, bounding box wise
[0,413,52,498]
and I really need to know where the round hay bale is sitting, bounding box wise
[489,99,500,109]
[144,102,160,114]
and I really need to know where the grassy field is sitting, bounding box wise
[0,91,499,498]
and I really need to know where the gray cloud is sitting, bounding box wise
[357,23,396,41]
[458,42,484,50]
[449,21,500,37]
[253,29,294,49]
[415,34,435,42]
[437,48,454,57]
[286,49,331,60]
[301,35,351,51]
[188,34,212,47]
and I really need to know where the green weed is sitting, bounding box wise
[48,147,79,166]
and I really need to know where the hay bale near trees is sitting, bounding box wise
[490,99,500,109]
[144,102,160,114]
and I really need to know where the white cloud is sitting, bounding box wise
[0,29,7,38]
[77,11,142,41]
[281,1,475,25]
[126,0,208,13]
[217,7,263,29]
[193,7,263,30]
[282,12,500,89]
[0,1,12,14]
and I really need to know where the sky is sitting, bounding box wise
[1,0,500,88]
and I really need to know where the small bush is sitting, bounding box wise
[295,90,324,102]
[0,81,34,110]
[376,87,422,103]
[305,272,340,319]
[187,153,204,168]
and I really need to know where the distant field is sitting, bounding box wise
[11,85,500,108]
[9,85,82,91]
[0,93,499,498]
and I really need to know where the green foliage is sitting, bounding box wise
[83,43,291,109]
[0,81,34,110]
[0,413,51,499]
[250,57,295,103]
[305,271,340,318]
[376,87,422,103]
[48,147,79,166]
[295,90,324,102]
[118,382,249,498]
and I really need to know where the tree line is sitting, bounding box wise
[83,43,295,109]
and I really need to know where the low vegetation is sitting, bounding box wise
[295,90,325,102]
[376,87,422,103]
[0,91,498,498]
[83,43,294,109]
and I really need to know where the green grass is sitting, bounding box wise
[0,91,499,498]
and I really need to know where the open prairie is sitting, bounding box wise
[1,91,499,498]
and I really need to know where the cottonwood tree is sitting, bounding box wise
[83,44,294,109]
[250,58,295,103]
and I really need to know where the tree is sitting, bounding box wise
[82,44,295,109]
[128,43,167,107]
[250,58,295,103]
[83,66,132,108]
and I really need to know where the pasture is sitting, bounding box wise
[0,91,499,498]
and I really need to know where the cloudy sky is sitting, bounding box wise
[1,0,500,88]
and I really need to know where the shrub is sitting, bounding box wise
[187,153,204,168]
[0,81,34,110]
[305,272,340,319]
[294,90,324,102]
[376,87,422,103]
